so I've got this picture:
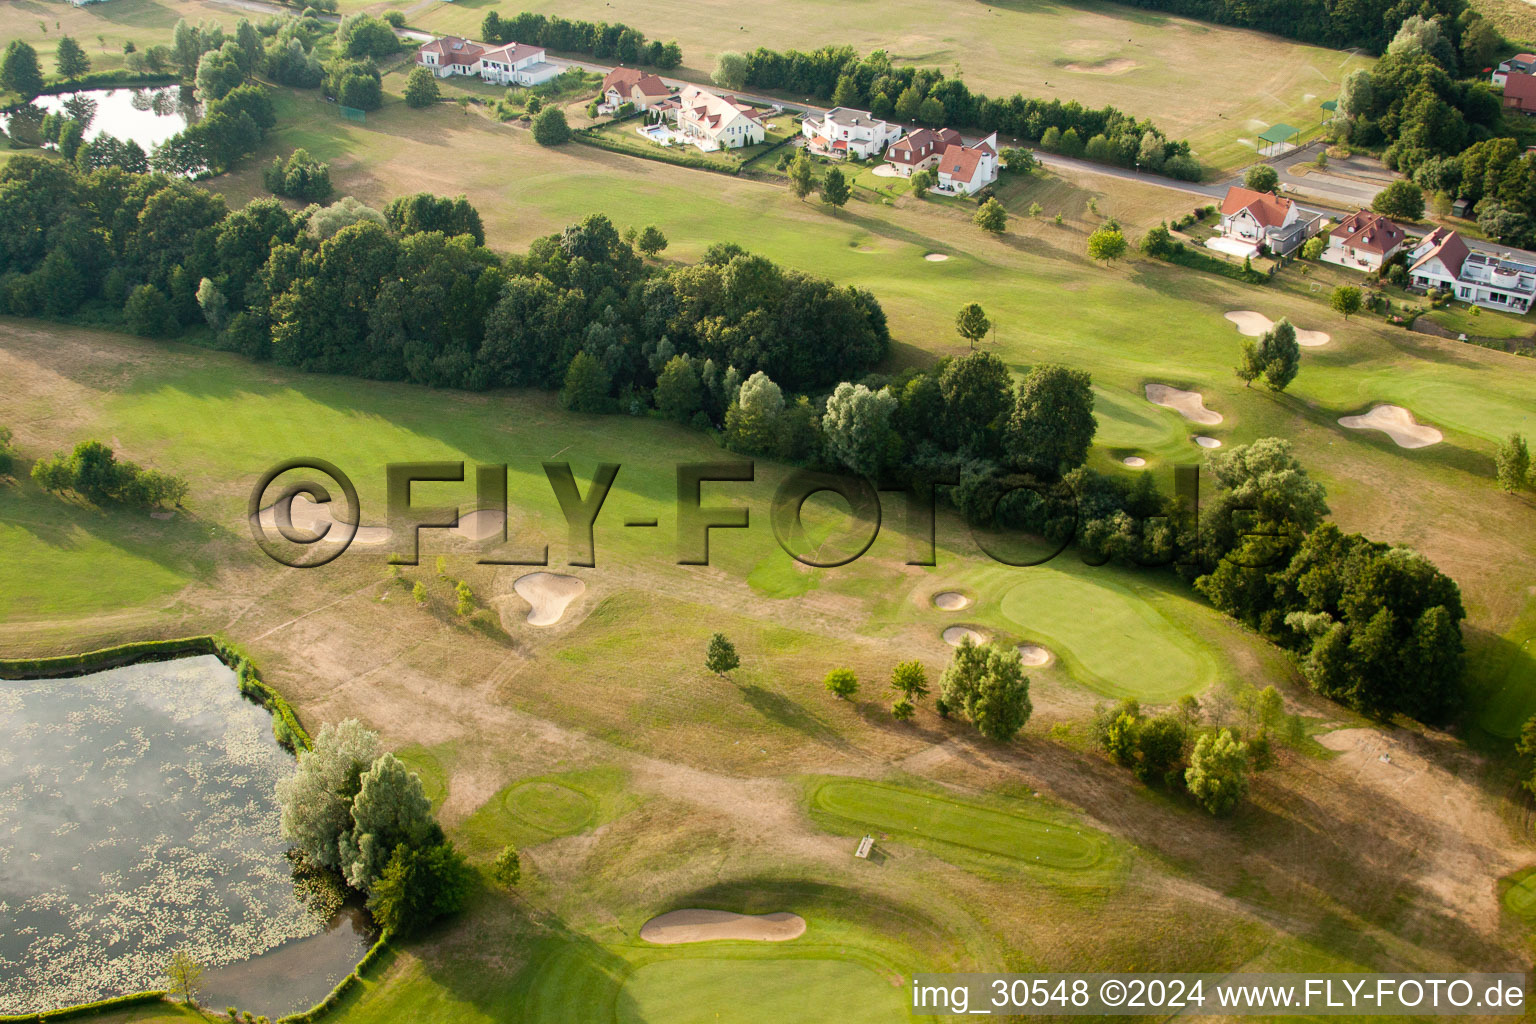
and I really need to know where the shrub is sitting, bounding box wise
[824,668,859,699]
[532,107,570,146]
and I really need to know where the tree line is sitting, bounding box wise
[734,46,1201,179]
[480,10,682,69]
[1332,11,1534,247]
[1116,0,1463,53]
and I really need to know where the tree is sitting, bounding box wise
[404,66,440,108]
[821,167,850,209]
[412,581,427,605]
[2,41,44,98]
[339,752,442,892]
[706,632,740,675]
[891,698,915,721]
[788,150,815,199]
[454,580,474,616]
[636,225,667,257]
[171,19,203,78]
[712,50,747,90]
[1494,434,1531,493]
[1004,364,1096,473]
[1338,69,1373,119]
[277,719,382,872]
[163,949,203,1005]
[1372,179,1425,221]
[822,382,899,478]
[197,277,228,330]
[1237,318,1301,391]
[894,85,921,122]
[890,660,929,703]
[492,844,522,886]
[1330,285,1362,319]
[481,11,506,44]
[55,36,90,79]
[655,355,702,422]
[824,667,859,699]
[938,638,1032,742]
[532,107,570,146]
[1086,226,1127,263]
[124,284,172,337]
[1243,164,1279,193]
[367,840,471,936]
[917,96,944,126]
[954,303,990,349]
[831,73,860,108]
[559,351,610,412]
[1185,729,1250,815]
[1301,235,1326,260]
[973,197,1007,233]
[725,370,783,453]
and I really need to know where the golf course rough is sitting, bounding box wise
[808,778,1109,874]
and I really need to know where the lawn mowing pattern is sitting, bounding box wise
[999,570,1220,701]
[459,766,633,855]
[617,957,903,1024]
[394,744,450,812]
[809,778,1107,873]
[505,780,598,837]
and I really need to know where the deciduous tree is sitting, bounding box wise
[706,632,740,675]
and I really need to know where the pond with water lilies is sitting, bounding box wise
[0,655,371,1017]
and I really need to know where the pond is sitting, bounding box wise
[0,655,372,1017]
[10,85,199,152]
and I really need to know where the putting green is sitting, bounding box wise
[506,780,598,837]
[810,779,1105,871]
[617,958,904,1024]
[1092,384,1190,459]
[999,571,1220,701]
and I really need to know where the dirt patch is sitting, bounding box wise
[1338,405,1442,449]
[933,591,970,611]
[513,572,586,626]
[943,626,987,647]
[639,909,806,944]
[1145,384,1222,426]
[1061,57,1137,75]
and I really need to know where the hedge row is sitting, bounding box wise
[0,989,169,1023]
[274,932,391,1024]
[0,635,311,751]
[1162,243,1268,284]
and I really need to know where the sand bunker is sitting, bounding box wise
[1017,644,1051,666]
[943,626,987,647]
[1194,436,1222,449]
[513,572,586,626]
[933,591,970,611]
[253,493,390,545]
[1122,456,1147,468]
[1338,404,1442,449]
[1225,310,1330,347]
[924,253,949,262]
[451,508,505,542]
[640,910,806,945]
[1145,384,1222,425]
[1062,57,1137,74]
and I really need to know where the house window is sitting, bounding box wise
[1460,287,1470,297]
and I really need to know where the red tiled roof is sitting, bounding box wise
[603,66,645,93]
[1221,186,1293,229]
[481,41,543,65]
[1504,72,1536,110]
[1333,210,1404,254]
[887,127,961,165]
[632,73,670,98]
[938,143,983,183]
[418,36,485,66]
[1410,227,1471,279]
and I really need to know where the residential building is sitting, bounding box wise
[934,133,1001,195]
[478,42,560,87]
[600,67,673,112]
[1492,53,1536,87]
[884,127,962,175]
[673,85,765,150]
[1408,228,1535,313]
[416,36,485,78]
[1322,210,1406,271]
[801,107,901,160]
[1217,185,1321,256]
[1502,71,1536,116]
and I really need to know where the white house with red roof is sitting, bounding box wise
[1217,185,1320,256]
[934,133,1000,195]
[673,85,765,150]
[416,36,485,78]
[416,35,558,87]
[1409,228,1535,314]
[800,107,902,160]
[884,127,962,176]
[1322,210,1406,271]
[1492,54,1536,87]
[477,42,559,87]
[600,67,673,112]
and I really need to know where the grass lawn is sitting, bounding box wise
[1424,302,1536,342]
[412,0,1372,175]
[580,112,794,171]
